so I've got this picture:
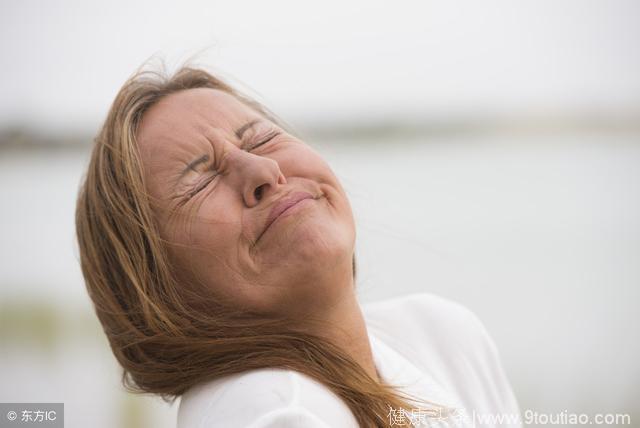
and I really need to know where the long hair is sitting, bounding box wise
[75,63,444,427]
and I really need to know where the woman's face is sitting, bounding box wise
[136,88,356,317]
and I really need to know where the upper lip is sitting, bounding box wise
[259,191,314,241]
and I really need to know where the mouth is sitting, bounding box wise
[257,191,315,243]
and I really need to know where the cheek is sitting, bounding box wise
[304,152,349,203]
[166,221,246,302]
[162,200,243,274]
[283,147,341,186]
[182,217,241,263]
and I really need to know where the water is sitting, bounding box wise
[1,132,639,426]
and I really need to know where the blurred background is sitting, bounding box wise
[1,0,639,426]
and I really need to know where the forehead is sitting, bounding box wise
[135,88,261,179]
[137,87,257,148]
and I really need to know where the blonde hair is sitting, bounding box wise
[75,64,445,427]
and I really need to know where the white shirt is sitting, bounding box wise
[177,292,523,427]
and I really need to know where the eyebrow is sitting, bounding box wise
[234,119,261,139]
[177,120,262,180]
[178,154,210,180]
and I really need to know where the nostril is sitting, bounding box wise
[254,184,265,201]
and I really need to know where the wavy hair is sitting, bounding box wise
[75,63,445,427]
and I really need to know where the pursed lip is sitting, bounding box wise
[259,191,315,241]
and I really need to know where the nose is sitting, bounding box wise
[223,149,287,207]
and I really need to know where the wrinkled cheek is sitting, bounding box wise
[187,224,244,280]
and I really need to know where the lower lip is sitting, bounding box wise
[266,198,313,232]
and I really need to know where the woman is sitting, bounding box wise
[75,65,522,427]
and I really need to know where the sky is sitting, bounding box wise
[1,0,639,133]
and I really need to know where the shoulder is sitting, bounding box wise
[362,290,474,320]
[364,292,522,422]
[362,291,489,349]
[177,368,359,428]
[363,291,505,371]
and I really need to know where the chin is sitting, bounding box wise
[266,215,354,269]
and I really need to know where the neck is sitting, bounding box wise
[323,291,380,383]
[299,269,380,384]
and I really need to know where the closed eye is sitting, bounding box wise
[188,174,217,198]
[248,130,280,151]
